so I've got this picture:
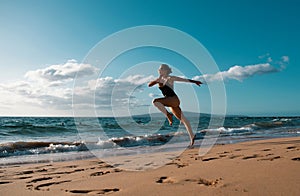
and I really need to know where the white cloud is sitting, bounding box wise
[281,56,289,63]
[87,75,154,109]
[0,79,73,110]
[0,58,155,116]
[258,53,270,59]
[24,59,99,86]
[0,60,100,115]
[0,56,289,116]
[193,63,281,83]
[72,74,155,116]
[192,55,289,83]
[148,93,160,98]
[115,75,155,86]
[267,57,273,63]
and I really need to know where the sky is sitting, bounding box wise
[0,0,299,117]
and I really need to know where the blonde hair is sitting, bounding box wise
[159,64,172,74]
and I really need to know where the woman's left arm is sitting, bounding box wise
[171,76,202,86]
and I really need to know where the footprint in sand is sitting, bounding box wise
[265,153,274,156]
[16,168,50,176]
[234,149,243,151]
[216,151,232,158]
[34,180,71,191]
[201,157,219,162]
[46,168,85,175]
[286,146,299,152]
[259,156,281,161]
[165,161,188,168]
[114,168,122,172]
[242,154,262,160]
[63,165,78,168]
[29,164,53,170]
[287,146,296,150]
[16,176,33,180]
[27,177,53,183]
[16,170,34,175]
[156,176,176,184]
[291,157,300,161]
[100,164,114,169]
[185,177,221,186]
[262,148,272,151]
[197,178,221,186]
[67,188,120,194]
[0,181,12,185]
[90,171,110,177]
[229,155,242,159]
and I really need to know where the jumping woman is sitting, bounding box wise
[148,64,202,146]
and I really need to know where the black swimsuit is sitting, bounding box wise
[159,84,177,97]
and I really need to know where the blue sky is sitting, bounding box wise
[0,0,299,116]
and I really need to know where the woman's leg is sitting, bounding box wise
[170,107,195,146]
[152,98,173,125]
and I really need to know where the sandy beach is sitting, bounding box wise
[0,137,299,196]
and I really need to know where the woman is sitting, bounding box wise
[148,64,202,146]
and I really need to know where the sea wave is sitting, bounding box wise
[0,116,299,161]
[200,125,254,135]
[0,131,190,158]
[0,141,87,158]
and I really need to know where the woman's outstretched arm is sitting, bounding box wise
[171,76,202,86]
[148,78,159,87]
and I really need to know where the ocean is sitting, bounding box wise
[0,115,299,165]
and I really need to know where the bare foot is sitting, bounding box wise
[189,134,196,147]
[167,112,173,126]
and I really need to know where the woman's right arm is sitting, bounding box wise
[148,78,159,87]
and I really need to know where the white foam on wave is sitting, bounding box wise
[200,126,254,133]
[46,143,78,151]
[272,118,292,122]
[96,137,116,148]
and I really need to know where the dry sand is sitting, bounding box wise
[0,137,299,196]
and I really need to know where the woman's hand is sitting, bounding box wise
[188,79,202,86]
[194,80,202,86]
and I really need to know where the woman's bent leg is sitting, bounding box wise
[152,98,173,125]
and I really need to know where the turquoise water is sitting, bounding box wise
[0,115,299,165]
